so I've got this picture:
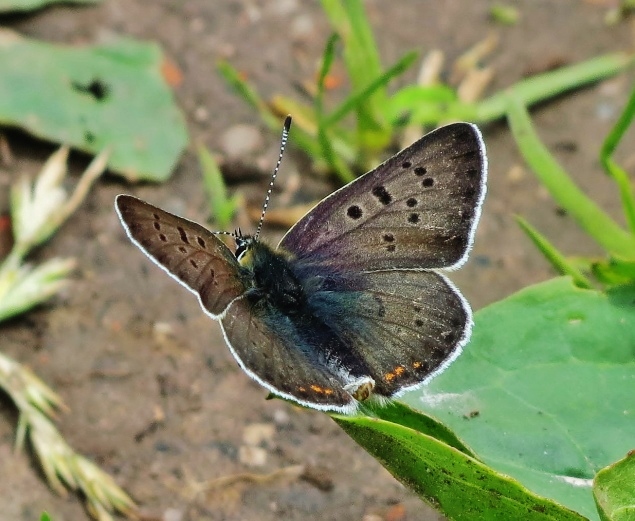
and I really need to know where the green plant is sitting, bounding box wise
[218,0,633,183]
[198,144,241,230]
[0,148,136,521]
[325,79,635,521]
[508,85,635,288]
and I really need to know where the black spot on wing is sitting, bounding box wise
[371,185,392,205]
[347,205,363,219]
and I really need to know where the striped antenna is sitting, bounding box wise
[254,115,292,241]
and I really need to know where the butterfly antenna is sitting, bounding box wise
[254,115,292,241]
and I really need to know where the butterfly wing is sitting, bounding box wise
[115,195,247,317]
[305,267,470,398]
[220,295,357,413]
[279,123,487,271]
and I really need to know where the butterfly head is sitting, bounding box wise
[234,230,256,264]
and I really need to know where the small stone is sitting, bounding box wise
[193,105,209,123]
[273,408,291,427]
[164,508,185,521]
[301,465,334,491]
[239,445,268,467]
[219,124,263,159]
[290,14,315,42]
[242,422,276,446]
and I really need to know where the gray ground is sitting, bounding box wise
[0,1,633,520]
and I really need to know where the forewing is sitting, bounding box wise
[279,123,487,270]
[309,269,471,398]
[116,195,247,317]
[220,296,357,413]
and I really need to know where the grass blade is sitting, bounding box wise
[321,0,388,143]
[325,50,419,132]
[198,145,238,230]
[315,34,354,183]
[515,216,593,289]
[600,85,635,234]
[216,60,281,131]
[478,52,634,122]
[507,93,635,257]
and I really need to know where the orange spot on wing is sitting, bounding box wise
[384,365,406,383]
[307,384,335,395]
[412,361,422,369]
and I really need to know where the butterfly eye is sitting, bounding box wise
[235,236,254,261]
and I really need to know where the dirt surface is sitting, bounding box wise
[0,1,633,520]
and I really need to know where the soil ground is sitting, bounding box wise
[0,1,633,520]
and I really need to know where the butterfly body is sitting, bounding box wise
[116,122,487,414]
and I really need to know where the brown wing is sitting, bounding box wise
[116,195,247,317]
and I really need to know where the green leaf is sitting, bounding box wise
[594,452,635,521]
[506,94,635,258]
[0,30,188,182]
[0,0,97,12]
[403,277,635,520]
[39,513,52,521]
[335,413,586,520]
[359,400,476,457]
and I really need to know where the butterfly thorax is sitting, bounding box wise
[237,239,306,313]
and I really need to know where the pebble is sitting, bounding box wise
[242,422,276,446]
[239,444,268,467]
[272,408,291,427]
[219,124,264,159]
[164,508,185,521]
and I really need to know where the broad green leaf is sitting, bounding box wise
[594,452,635,521]
[403,277,635,520]
[359,400,476,456]
[0,0,97,12]
[0,30,188,182]
[335,413,586,521]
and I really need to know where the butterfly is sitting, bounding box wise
[116,118,487,414]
